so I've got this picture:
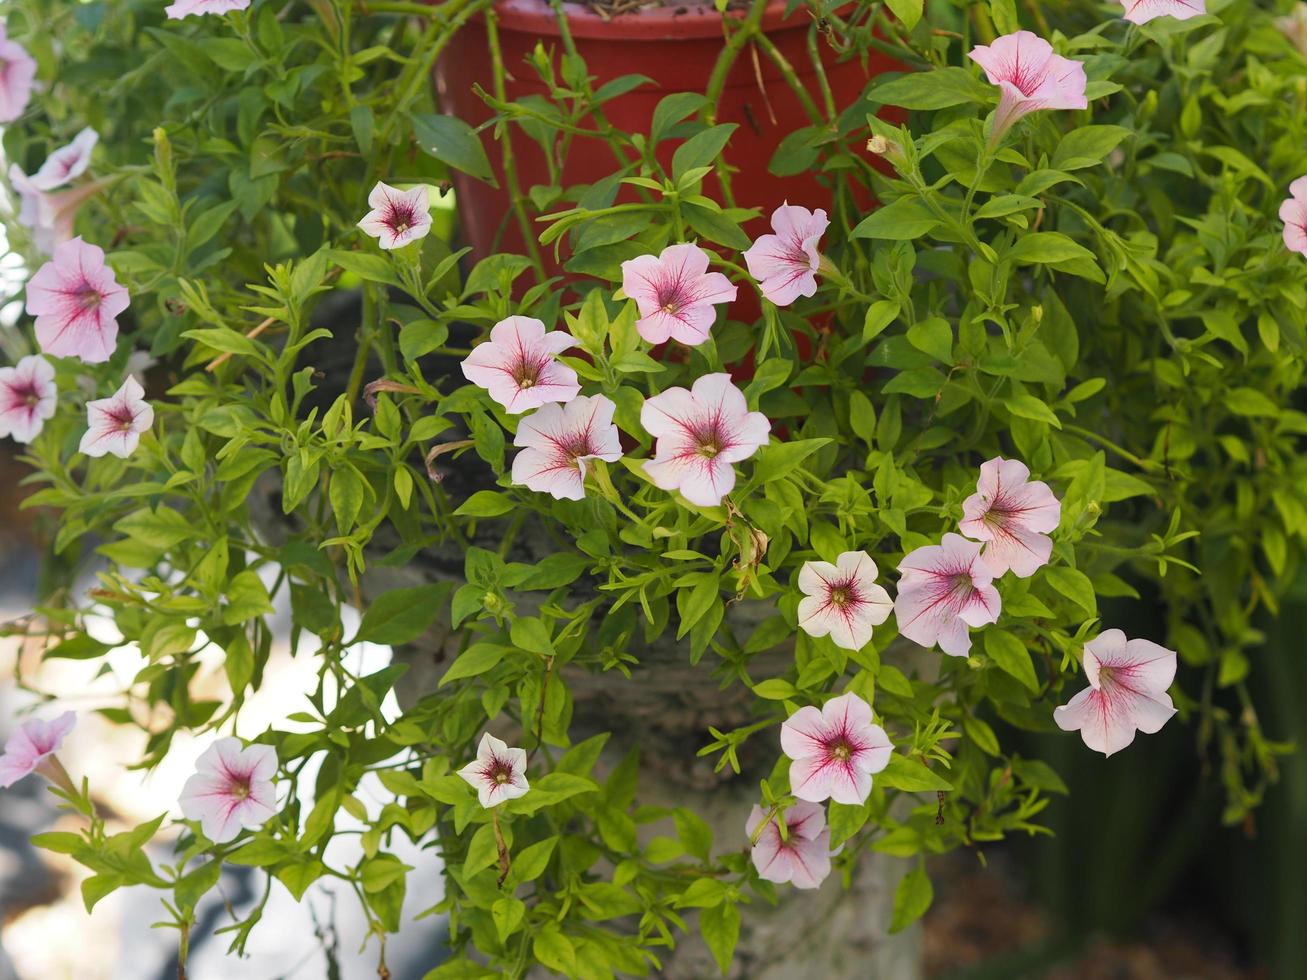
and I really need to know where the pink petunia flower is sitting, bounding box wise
[179,737,279,844]
[165,0,252,18]
[1281,176,1307,258]
[461,315,581,415]
[26,237,130,363]
[958,457,1062,578]
[79,376,153,459]
[0,355,57,444]
[0,24,36,124]
[511,394,622,500]
[1053,629,1178,756]
[640,372,769,507]
[968,31,1088,143]
[457,733,529,808]
[895,533,1001,657]
[357,181,432,250]
[780,692,893,805]
[0,712,75,789]
[797,551,894,651]
[1117,0,1205,24]
[620,242,737,346]
[7,166,106,256]
[743,203,829,307]
[745,801,837,890]
[30,128,99,191]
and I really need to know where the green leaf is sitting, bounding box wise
[751,438,830,483]
[890,863,933,933]
[884,0,923,29]
[492,897,526,943]
[276,859,325,901]
[674,808,713,862]
[650,92,709,145]
[878,754,953,792]
[700,901,741,974]
[412,113,495,183]
[1051,125,1132,171]
[869,67,990,109]
[1225,386,1280,417]
[324,248,402,287]
[354,584,450,645]
[1006,232,1096,266]
[507,836,557,885]
[851,196,940,240]
[984,631,1039,692]
[906,317,953,364]
[1004,393,1061,429]
[361,854,412,894]
[454,490,516,517]
[440,643,509,686]
[671,124,737,182]
[532,926,577,975]
[1045,566,1097,616]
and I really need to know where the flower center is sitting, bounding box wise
[389,205,417,234]
[830,585,852,607]
[230,778,251,801]
[830,739,853,761]
[77,286,102,311]
[698,441,720,459]
[1096,665,1115,686]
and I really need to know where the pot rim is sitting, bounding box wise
[459,0,809,40]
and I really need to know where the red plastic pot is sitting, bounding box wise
[434,0,903,275]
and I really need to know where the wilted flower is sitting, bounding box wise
[0,712,75,789]
[959,457,1062,578]
[1280,176,1307,258]
[1117,0,1205,24]
[968,31,1088,143]
[26,237,130,363]
[895,533,1001,657]
[460,315,581,414]
[79,376,153,459]
[357,181,432,250]
[166,0,252,18]
[640,372,769,507]
[458,733,529,808]
[746,801,837,890]
[31,128,99,191]
[1053,629,1178,756]
[511,394,622,500]
[179,737,279,844]
[743,203,829,307]
[781,692,893,805]
[0,24,36,124]
[0,355,57,444]
[797,551,894,651]
[620,242,737,346]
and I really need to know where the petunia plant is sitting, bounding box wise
[1,0,1305,977]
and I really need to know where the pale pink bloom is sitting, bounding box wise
[743,203,829,306]
[1053,629,1178,757]
[1118,0,1205,24]
[640,372,769,507]
[179,737,279,844]
[781,692,893,805]
[895,533,1001,657]
[79,376,153,459]
[968,32,1088,142]
[797,551,893,651]
[959,457,1062,578]
[31,128,99,191]
[7,166,105,255]
[357,181,431,250]
[511,394,621,500]
[745,801,836,890]
[0,712,75,788]
[457,733,529,808]
[0,355,57,444]
[0,25,36,124]
[461,315,580,414]
[1279,6,1307,58]
[1281,176,1307,258]
[166,0,251,18]
[26,237,129,363]
[620,242,737,346]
